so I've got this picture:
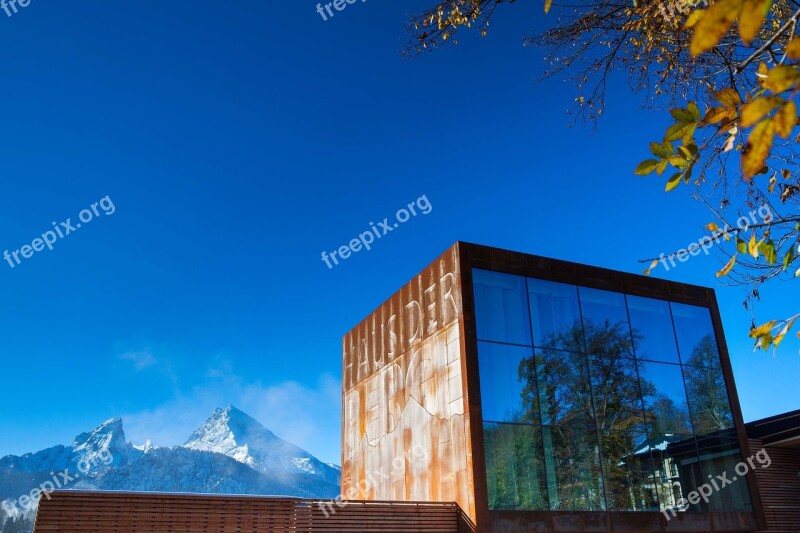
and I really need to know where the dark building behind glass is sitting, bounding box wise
[342,242,763,532]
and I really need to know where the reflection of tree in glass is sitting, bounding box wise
[484,423,547,510]
[515,320,655,510]
[683,335,733,434]
[645,393,692,434]
[519,320,643,432]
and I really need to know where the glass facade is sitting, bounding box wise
[473,268,751,513]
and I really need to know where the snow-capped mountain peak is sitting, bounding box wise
[182,406,340,488]
[184,406,278,467]
[0,407,340,533]
[71,417,127,470]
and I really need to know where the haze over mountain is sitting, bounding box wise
[0,406,340,533]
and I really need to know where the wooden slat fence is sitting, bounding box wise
[33,491,464,533]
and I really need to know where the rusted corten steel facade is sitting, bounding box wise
[341,244,475,519]
[342,242,765,533]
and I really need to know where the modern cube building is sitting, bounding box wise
[341,242,761,532]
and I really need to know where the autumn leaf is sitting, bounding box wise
[786,38,800,60]
[665,172,682,191]
[643,258,659,275]
[764,65,800,93]
[691,0,743,56]
[671,108,696,122]
[714,87,743,108]
[749,233,760,258]
[774,101,797,138]
[749,320,777,338]
[704,106,733,124]
[650,141,672,158]
[742,118,774,180]
[635,159,659,175]
[740,96,783,128]
[737,237,747,254]
[706,222,720,232]
[685,10,705,29]
[783,249,794,270]
[739,0,772,45]
[773,317,797,348]
[716,254,736,277]
[665,121,697,142]
[544,0,552,14]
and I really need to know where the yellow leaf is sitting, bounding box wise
[716,255,737,277]
[685,10,705,29]
[690,0,743,57]
[757,62,769,88]
[773,317,797,347]
[544,0,552,13]
[643,259,659,275]
[749,320,777,338]
[706,222,720,232]
[740,96,783,128]
[774,101,797,138]
[742,118,774,180]
[665,172,682,191]
[705,106,733,124]
[739,0,772,45]
[786,39,800,60]
[749,233,759,258]
[765,65,800,93]
[713,87,742,108]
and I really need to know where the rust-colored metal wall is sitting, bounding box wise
[341,244,476,521]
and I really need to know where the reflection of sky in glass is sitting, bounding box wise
[473,269,531,346]
[626,295,680,363]
[670,302,720,367]
[637,360,692,434]
[579,287,631,333]
[528,279,581,348]
[478,342,532,423]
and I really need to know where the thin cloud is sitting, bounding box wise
[121,366,342,465]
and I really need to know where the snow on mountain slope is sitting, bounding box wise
[0,407,341,533]
[183,406,340,493]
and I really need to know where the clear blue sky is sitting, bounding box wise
[0,0,797,466]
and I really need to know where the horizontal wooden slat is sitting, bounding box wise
[33,491,461,533]
[749,438,800,533]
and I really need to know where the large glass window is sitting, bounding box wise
[473,269,746,514]
[671,303,721,368]
[478,342,533,423]
[627,295,680,364]
[528,279,582,350]
[484,422,548,510]
[637,361,693,435]
[683,365,734,434]
[473,269,532,346]
[600,429,659,511]
[542,425,604,511]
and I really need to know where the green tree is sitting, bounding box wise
[406,0,800,350]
